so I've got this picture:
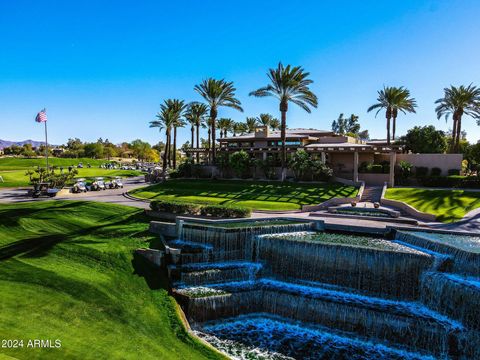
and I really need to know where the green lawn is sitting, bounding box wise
[385,188,480,222]
[0,157,109,170]
[0,201,225,360]
[0,168,142,188]
[129,179,358,211]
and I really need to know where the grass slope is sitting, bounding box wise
[0,157,109,170]
[0,201,225,360]
[129,179,358,211]
[385,188,480,222]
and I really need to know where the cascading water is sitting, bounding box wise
[161,220,480,359]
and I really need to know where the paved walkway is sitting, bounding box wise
[0,176,150,209]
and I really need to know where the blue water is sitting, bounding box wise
[195,314,435,360]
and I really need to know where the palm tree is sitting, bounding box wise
[245,117,258,133]
[270,118,281,131]
[435,84,480,152]
[150,102,174,171]
[167,99,187,169]
[194,78,243,163]
[391,88,417,140]
[367,86,415,145]
[250,63,318,180]
[257,113,278,129]
[185,102,208,163]
[233,122,248,136]
[217,118,234,138]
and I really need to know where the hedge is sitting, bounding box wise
[149,200,251,218]
[419,175,480,188]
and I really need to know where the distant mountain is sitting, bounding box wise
[0,139,46,149]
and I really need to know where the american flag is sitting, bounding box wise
[35,108,47,123]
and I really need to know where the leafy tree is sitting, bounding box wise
[332,113,360,135]
[217,118,234,138]
[229,150,251,178]
[368,86,417,144]
[400,125,447,154]
[194,78,243,163]
[250,63,318,180]
[257,113,278,130]
[289,149,311,180]
[83,141,104,159]
[130,139,152,161]
[435,84,480,152]
[270,118,281,131]
[233,122,248,136]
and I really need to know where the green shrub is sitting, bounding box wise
[448,169,461,176]
[415,167,429,178]
[199,205,251,218]
[311,160,333,181]
[150,200,200,214]
[431,167,442,177]
[150,200,251,218]
[370,164,383,173]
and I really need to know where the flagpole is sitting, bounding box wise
[44,118,49,170]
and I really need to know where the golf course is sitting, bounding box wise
[129,179,358,211]
[0,158,142,188]
[0,201,225,360]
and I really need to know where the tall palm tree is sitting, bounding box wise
[245,117,258,133]
[194,78,243,163]
[435,84,480,152]
[367,86,415,145]
[391,88,417,140]
[217,118,234,138]
[233,122,248,136]
[250,63,318,180]
[150,102,174,171]
[185,102,209,163]
[270,118,281,131]
[257,113,278,129]
[165,99,187,169]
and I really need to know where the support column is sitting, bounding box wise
[321,152,326,164]
[263,152,267,161]
[353,151,359,183]
[389,151,396,187]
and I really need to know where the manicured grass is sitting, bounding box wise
[0,168,142,188]
[0,201,225,360]
[0,157,108,170]
[130,179,358,211]
[385,188,480,222]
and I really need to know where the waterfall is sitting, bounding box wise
[395,231,480,276]
[162,220,480,359]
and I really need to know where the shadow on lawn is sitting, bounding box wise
[131,252,169,291]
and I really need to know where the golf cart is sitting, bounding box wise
[72,178,88,193]
[31,183,59,198]
[108,176,124,189]
[89,177,106,191]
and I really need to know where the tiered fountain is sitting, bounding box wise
[158,219,480,359]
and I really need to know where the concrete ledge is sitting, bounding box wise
[302,181,364,212]
[380,184,437,222]
[149,221,177,237]
[134,248,164,267]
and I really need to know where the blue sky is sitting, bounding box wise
[1,0,479,145]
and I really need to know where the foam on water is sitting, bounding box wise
[194,314,436,360]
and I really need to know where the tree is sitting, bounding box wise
[270,118,281,131]
[194,78,243,163]
[233,122,248,136]
[367,86,416,145]
[400,125,447,154]
[245,117,258,133]
[257,113,278,129]
[130,139,152,161]
[332,113,360,135]
[185,102,208,163]
[435,84,480,152]
[229,150,251,178]
[217,118,234,138]
[250,63,318,180]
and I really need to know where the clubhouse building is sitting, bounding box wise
[187,126,462,186]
